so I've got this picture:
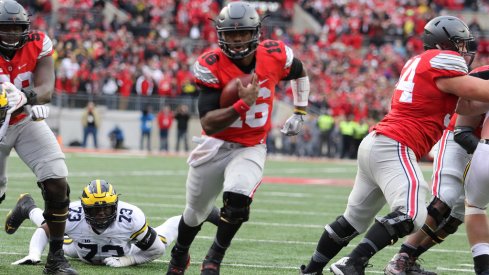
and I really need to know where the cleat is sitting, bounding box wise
[384,253,410,275]
[166,247,190,275]
[43,249,78,275]
[299,264,323,274]
[330,256,369,275]
[406,258,437,275]
[200,256,220,275]
[5,193,36,234]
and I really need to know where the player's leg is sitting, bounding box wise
[15,120,77,274]
[331,134,429,275]
[301,132,385,274]
[167,150,228,275]
[155,215,182,253]
[201,144,266,275]
[465,143,489,274]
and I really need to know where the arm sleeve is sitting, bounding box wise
[282,58,304,81]
[197,86,221,118]
[126,226,165,265]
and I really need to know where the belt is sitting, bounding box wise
[479,139,489,145]
[221,141,244,150]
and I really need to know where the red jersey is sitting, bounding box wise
[374,49,467,159]
[193,40,293,146]
[0,31,53,124]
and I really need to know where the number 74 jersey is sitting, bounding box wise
[374,49,468,159]
[65,200,148,264]
[193,39,294,146]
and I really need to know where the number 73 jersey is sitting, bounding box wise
[193,40,294,146]
[374,49,468,159]
[65,200,148,264]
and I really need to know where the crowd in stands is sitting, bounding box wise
[16,0,489,156]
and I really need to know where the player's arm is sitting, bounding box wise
[281,57,309,136]
[437,75,489,114]
[103,223,165,267]
[454,114,483,154]
[28,55,55,104]
[198,74,259,135]
[12,223,50,265]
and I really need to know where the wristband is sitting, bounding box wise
[233,99,250,115]
[21,89,38,105]
[294,108,307,115]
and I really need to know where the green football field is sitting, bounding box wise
[0,152,475,274]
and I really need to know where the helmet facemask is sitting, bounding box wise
[0,23,29,50]
[81,179,119,231]
[217,28,260,59]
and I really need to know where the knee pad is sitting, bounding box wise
[38,178,70,223]
[375,211,414,244]
[324,215,359,246]
[220,192,252,224]
[438,216,462,235]
[427,197,451,226]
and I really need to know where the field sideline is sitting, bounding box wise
[0,152,475,274]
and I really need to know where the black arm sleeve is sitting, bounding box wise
[197,85,221,118]
[135,226,158,251]
[282,58,304,81]
[453,126,479,154]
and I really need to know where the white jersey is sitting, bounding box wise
[65,200,148,264]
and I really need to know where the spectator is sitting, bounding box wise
[81,101,100,149]
[157,105,174,152]
[174,104,190,152]
[140,105,154,151]
[108,125,125,150]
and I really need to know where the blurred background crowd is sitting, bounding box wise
[18,0,489,158]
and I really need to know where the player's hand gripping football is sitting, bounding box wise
[11,254,41,265]
[237,73,259,106]
[3,82,27,114]
[30,105,49,121]
[280,114,304,136]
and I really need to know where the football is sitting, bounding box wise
[220,74,254,107]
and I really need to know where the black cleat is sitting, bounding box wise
[330,256,369,275]
[166,247,190,275]
[201,256,221,275]
[43,249,78,275]
[299,264,323,275]
[5,193,36,234]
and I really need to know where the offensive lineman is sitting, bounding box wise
[300,16,489,275]
[0,1,76,274]
[8,179,220,267]
[166,2,310,275]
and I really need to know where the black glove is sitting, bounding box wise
[453,126,479,154]
[0,193,5,204]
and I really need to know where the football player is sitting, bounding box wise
[384,67,489,275]
[8,179,220,268]
[166,1,310,275]
[300,16,489,275]
[0,1,76,274]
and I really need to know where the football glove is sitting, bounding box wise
[103,256,135,267]
[3,82,26,113]
[280,114,304,136]
[31,105,49,121]
[11,255,41,265]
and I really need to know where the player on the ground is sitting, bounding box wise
[384,66,489,275]
[0,1,76,274]
[166,2,309,275]
[299,15,489,275]
[8,179,220,267]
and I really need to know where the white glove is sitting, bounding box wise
[280,114,304,136]
[31,105,49,121]
[11,255,41,265]
[103,256,135,267]
[3,82,26,113]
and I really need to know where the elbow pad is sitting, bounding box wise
[453,126,479,154]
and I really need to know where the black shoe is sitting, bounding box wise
[43,249,78,275]
[299,264,323,275]
[330,256,369,275]
[200,256,221,275]
[166,247,190,275]
[5,193,36,234]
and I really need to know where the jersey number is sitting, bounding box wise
[396,57,421,103]
[229,87,271,128]
[68,207,82,222]
[0,72,33,88]
[77,243,124,262]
